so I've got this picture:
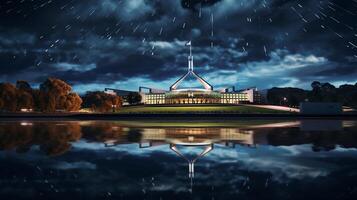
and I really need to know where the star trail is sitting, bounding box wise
[0,0,356,92]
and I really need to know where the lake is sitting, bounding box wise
[0,119,357,199]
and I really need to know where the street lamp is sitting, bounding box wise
[112,104,116,113]
[280,97,288,106]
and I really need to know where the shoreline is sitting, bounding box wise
[1,112,357,120]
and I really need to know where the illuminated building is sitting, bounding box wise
[105,42,261,105]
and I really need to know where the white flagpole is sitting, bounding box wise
[186,41,192,56]
[190,43,192,57]
[186,41,193,71]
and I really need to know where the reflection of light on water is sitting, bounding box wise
[55,123,69,126]
[78,121,93,126]
[104,140,118,147]
[170,140,213,146]
[250,121,300,128]
[140,128,255,145]
[343,120,357,127]
[20,122,33,126]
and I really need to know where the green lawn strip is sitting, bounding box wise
[117,105,287,114]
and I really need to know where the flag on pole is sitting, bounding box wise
[186,41,191,46]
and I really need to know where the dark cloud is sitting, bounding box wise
[97,54,165,75]
[181,0,222,11]
[315,65,357,76]
[0,0,356,91]
[0,52,37,75]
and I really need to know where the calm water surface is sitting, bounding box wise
[0,119,357,200]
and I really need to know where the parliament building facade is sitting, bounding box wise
[105,43,261,105]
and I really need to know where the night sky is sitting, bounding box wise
[0,0,356,93]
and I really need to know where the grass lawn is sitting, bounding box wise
[117,105,288,114]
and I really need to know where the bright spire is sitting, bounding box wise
[186,41,193,71]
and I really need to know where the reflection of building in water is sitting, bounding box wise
[99,127,255,190]
[139,128,254,147]
[137,127,255,179]
[2,120,355,158]
[97,121,351,178]
[169,143,213,191]
[170,143,213,179]
[128,127,256,190]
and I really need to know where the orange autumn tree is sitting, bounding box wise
[0,83,18,112]
[58,92,83,112]
[17,90,34,110]
[0,78,81,112]
[39,78,82,112]
[16,81,35,111]
[0,81,35,112]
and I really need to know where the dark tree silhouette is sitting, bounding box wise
[267,87,307,106]
[83,91,122,112]
[268,81,357,108]
[127,92,142,105]
[16,80,32,92]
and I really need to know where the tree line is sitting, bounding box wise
[0,78,82,112]
[267,81,357,108]
[0,78,127,112]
